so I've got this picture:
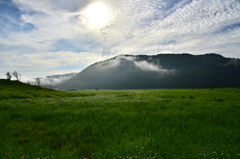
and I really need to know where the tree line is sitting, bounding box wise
[5,71,21,81]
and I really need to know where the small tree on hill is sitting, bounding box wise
[12,71,19,81]
[5,72,12,80]
[36,78,41,86]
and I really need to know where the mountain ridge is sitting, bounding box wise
[55,53,240,89]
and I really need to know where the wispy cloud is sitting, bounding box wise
[134,61,165,72]
[24,72,78,85]
[96,55,175,76]
[0,0,240,79]
[0,51,108,77]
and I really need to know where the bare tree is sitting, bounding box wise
[36,78,41,86]
[5,72,12,80]
[12,71,19,81]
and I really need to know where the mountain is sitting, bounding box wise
[55,53,240,89]
[31,72,78,87]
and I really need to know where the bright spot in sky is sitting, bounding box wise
[80,2,112,29]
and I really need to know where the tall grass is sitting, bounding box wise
[0,82,240,158]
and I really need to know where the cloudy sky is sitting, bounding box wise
[0,0,240,81]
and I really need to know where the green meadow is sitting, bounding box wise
[0,79,239,159]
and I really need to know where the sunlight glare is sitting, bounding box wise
[80,2,112,29]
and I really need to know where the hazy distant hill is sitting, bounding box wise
[33,72,78,87]
[55,53,240,89]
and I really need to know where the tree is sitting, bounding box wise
[12,71,19,81]
[5,72,12,80]
[36,78,41,86]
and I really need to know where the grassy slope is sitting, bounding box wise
[0,79,240,159]
[0,79,94,100]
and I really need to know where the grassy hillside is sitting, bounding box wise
[0,79,240,158]
[0,79,94,100]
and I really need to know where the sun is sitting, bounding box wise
[80,2,112,29]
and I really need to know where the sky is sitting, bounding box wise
[0,0,240,82]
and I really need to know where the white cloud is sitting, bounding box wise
[96,55,136,69]
[0,51,109,78]
[134,61,163,72]
[19,72,78,85]
[1,0,240,78]
[96,55,175,76]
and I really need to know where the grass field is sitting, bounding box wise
[0,79,240,159]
